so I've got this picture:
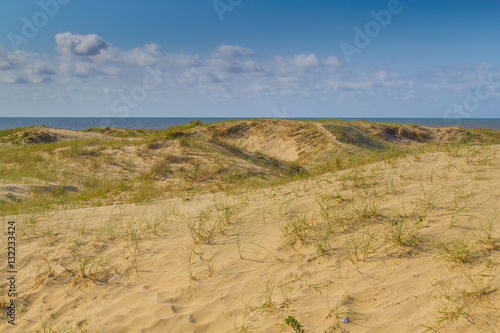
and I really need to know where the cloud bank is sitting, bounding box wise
[1,32,498,117]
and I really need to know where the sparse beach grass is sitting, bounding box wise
[1,119,500,332]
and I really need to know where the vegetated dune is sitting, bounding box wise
[0,126,107,145]
[201,119,482,163]
[0,184,79,203]
[1,119,500,332]
[0,119,497,208]
[0,119,483,206]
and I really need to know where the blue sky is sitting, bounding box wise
[0,0,499,119]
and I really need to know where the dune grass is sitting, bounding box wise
[1,120,499,332]
[0,119,498,218]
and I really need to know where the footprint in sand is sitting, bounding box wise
[188,310,219,325]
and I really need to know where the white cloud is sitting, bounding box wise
[0,45,9,70]
[181,68,226,85]
[323,56,342,67]
[0,35,420,107]
[0,46,11,70]
[59,62,120,78]
[271,54,341,78]
[4,50,39,68]
[326,70,415,101]
[199,72,225,83]
[216,45,254,57]
[55,32,109,56]
[419,66,500,93]
[24,63,56,83]
[205,57,263,74]
[0,47,56,84]
[292,54,320,68]
[3,75,29,84]
[27,64,56,77]
[0,60,10,70]
[123,43,166,66]
[3,67,55,84]
[168,53,201,67]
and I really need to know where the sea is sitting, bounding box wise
[1,118,500,131]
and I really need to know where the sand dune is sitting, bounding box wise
[0,127,107,145]
[1,141,500,332]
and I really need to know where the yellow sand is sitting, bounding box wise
[1,145,500,332]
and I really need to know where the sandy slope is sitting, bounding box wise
[1,145,500,332]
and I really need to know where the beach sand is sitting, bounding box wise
[1,139,500,332]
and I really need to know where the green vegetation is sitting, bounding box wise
[0,126,41,145]
[152,120,204,140]
[284,316,305,333]
[2,119,500,332]
[322,122,387,149]
[1,119,498,216]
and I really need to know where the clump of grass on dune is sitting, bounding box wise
[0,126,41,145]
[469,128,500,144]
[151,120,204,141]
[313,142,419,176]
[83,127,155,138]
[321,122,388,150]
[209,138,309,180]
[0,140,137,216]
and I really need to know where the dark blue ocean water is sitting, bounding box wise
[1,118,500,131]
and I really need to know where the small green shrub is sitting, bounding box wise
[285,316,305,333]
